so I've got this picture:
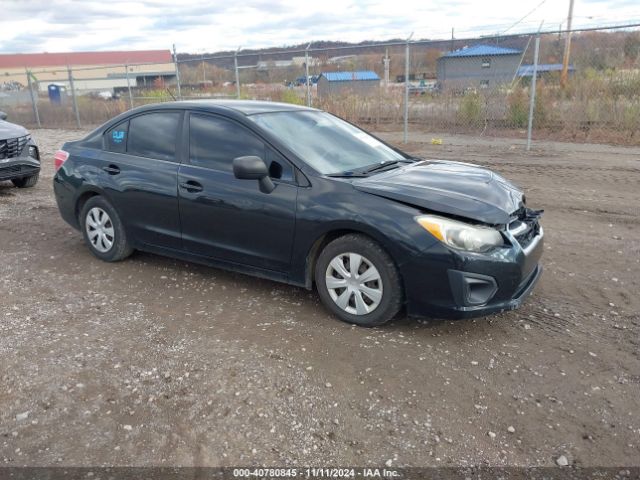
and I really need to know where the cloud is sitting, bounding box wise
[0,0,638,54]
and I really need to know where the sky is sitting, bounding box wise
[1,0,639,54]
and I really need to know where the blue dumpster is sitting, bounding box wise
[48,84,67,104]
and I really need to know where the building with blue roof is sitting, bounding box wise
[317,70,380,98]
[517,63,575,77]
[437,44,523,91]
[441,44,522,58]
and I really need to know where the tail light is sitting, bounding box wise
[54,150,69,171]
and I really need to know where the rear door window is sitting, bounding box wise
[127,112,181,161]
[105,121,129,153]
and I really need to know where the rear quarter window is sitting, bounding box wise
[127,112,180,162]
[104,121,129,153]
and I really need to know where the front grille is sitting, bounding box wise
[0,135,29,160]
[509,208,542,250]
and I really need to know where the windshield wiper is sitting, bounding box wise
[362,160,401,174]
[327,172,369,177]
[328,159,411,177]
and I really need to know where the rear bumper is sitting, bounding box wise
[402,227,544,320]
[53,173,81,229]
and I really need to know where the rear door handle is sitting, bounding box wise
[179,180,203,193]
[102,164,120,175]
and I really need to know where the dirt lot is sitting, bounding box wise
[1,128,639,468]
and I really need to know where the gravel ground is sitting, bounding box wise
[1,128,639,468]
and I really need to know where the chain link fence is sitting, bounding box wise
[1,24,638,146]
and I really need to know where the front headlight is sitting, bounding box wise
[416,214,503,253]
[28,145,39,160]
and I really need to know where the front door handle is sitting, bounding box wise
[179,180,203,193]
[102,164,120,175]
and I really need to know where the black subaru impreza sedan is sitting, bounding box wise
[53,100,543,326]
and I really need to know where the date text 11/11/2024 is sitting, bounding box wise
[232,467,400,478]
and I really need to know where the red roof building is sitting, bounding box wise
[0,50,172,69]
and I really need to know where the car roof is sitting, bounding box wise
[134,99,318,116]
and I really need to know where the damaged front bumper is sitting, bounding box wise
[401,213,544,320]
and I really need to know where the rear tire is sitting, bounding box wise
[79,196,133,262]
[12,173,39,188]
[315,234,403,327]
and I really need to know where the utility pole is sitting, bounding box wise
[560,0,575,88]
[451,28,454,52]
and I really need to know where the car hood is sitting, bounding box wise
[352,160,524,225]
[0,120,29,139]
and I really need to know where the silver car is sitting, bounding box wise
[0,111,40,188]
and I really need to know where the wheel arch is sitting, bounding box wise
[74,186,117,224]
[303,225,404,291]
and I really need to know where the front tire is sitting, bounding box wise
[12,173,39,188]
[315,234,403,327]
[80,196,133,262]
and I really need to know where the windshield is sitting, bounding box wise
[249,110,406,175]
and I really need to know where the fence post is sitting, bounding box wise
[403,33,413,144]
[305,43,311,107]
[173,44,182,100]
[383,49,390,88]
[234,47,241,99]
[26,69,41,128]
[125,64,134,109]
[67,65,81,128]
[526,35,540,151]
[560,0,575,88]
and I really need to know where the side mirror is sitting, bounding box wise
[233,156,275,194]
[0,111,7,121]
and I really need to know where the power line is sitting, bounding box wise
[20,20,640,73]
[182,21,640,65]
[501,0,550,35]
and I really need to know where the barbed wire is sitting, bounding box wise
[179,21,640,65]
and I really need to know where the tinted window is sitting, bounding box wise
[249,111,405,175]
[128,112,180,161]
[105,121,129,153]
[189,114,264,172]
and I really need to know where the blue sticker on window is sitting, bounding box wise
[112,131,125,144]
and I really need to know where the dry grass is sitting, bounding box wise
[4,72,639,146]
